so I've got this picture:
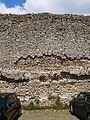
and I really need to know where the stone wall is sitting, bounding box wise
[0,13,90,104]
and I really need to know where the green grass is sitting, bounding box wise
[22,103,69,110]
[22,95,69,111]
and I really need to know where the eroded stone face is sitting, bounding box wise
[0,13,90,104]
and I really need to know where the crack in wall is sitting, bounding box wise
[0,74,29,83]
[14,53,90,65]
[14,54,65,65]
[61,72,90,80]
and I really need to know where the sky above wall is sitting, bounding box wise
[0,0,90,15]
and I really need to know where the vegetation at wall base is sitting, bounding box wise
[22,95,69,110]
[22,103,69,110]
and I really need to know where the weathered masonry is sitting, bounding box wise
[0,13,90,104]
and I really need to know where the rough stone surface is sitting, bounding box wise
[0,13,90,104]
